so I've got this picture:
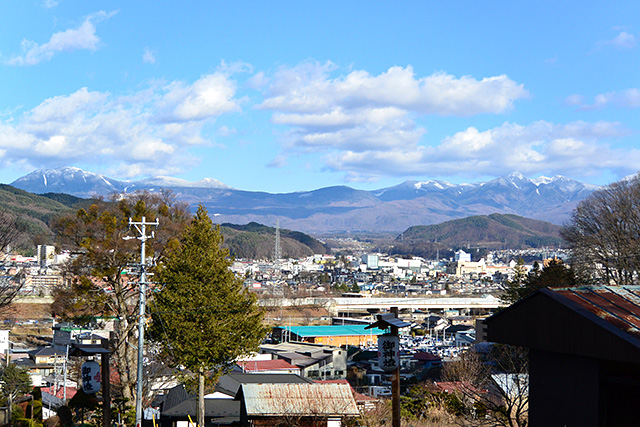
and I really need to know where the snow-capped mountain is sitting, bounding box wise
[12,167,122,196]
[11,167,231,197]
[9,167,601,233]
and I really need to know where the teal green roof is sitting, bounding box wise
[281,325,386,337]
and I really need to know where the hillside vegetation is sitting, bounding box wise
[3,184,560,261]
[0,183,330,259]
[390,213,563,259]
[221,222,330,260]
[0,185,84,252]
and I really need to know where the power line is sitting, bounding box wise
[124,216,159,427]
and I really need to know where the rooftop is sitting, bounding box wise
[552,286,640,339]
[240,383,359,417]
[237,359,299,372]
[280,325,386,338]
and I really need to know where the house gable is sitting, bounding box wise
[486,288,640,363]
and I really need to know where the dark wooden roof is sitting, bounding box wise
[162,399,240,420]
[486,286,640,364]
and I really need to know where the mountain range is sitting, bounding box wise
[11,167,600,234]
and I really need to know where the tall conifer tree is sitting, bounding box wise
[151,205,267,427]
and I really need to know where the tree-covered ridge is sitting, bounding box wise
[0,185,85,251]
[397,213,562,252]
[220,221,330,259]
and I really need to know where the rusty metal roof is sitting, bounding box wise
[552,286,640,340]
[240,383,359,417]
[237,359,299,372]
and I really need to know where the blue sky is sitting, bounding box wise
[0,1,638,192]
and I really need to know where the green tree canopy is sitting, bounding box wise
[150,205,268,427]
[0,364,32,420]
[501,258,578,306]
[51,191,190,406]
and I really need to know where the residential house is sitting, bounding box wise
[237,382,359,427]
[486,285,640,426]
[260,341,348,380]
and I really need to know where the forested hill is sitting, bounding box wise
[391,213,563,259]
[220,222,330,259]
[0,184,328,259]
[0,185,86,252]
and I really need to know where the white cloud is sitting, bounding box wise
[158,73,240,122]
[43,0,59,8]
[268,155,287,168]
[217,125,237,137]
[260,63,528,116]
[6,10,116,66]
[324,120,635,182]
[259,63,528,162]
[595,31,637,51]
[0,70,242,177]
[142,48,156,64]
[607,31,637,49]
[566,88,640,110]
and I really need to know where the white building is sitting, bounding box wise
[455,250,471,263]
[361,254,379,270]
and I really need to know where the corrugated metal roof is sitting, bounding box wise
[237,359,299,372]
[553,286,640,340]
[283,325,385,337]
[241,383,359,417]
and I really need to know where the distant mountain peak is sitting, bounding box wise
[532,175,553,185]
[507,171,527,180]
[192,177,231,189]
[11,167,232,196]
[9,167,601,232]
[413,180,455,190]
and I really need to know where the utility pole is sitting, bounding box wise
[126,216,159,427]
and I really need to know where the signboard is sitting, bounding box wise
[378,333,399,373]
[81,361,101,394]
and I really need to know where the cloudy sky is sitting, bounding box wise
[0,2,638,192]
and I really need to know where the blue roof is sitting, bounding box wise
[283,325,387,337]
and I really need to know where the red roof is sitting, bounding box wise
[41,385,77,400]
[238,359,299,372]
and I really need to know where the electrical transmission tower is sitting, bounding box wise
[125,216,159,427]
[274,220,282,272]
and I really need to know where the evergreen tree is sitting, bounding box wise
[500,259,528,306]
[501,258,578,306]
[25,386,43,425]
[151,205,268,427]
[0,364,32,421]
